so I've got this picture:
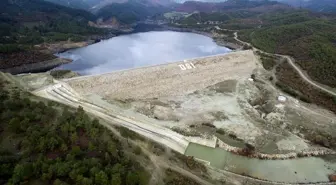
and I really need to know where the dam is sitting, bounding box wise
[30,50,336,183]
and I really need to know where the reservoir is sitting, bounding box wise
[56,31,231,75]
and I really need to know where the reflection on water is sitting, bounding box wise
[185,143,336,183]
[56,31,231,75]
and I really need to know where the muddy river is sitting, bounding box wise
[56,31,231,75]
[185,143,336,183]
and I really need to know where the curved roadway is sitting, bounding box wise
[232,32,336,97]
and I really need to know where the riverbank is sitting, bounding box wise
[1,58,71,74]
[0,32,116,74]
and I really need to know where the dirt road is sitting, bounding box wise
[232,32,336,97]
[33,83,190,154]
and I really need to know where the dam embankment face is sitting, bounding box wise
[64,50,257,100]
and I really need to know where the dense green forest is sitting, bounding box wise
[0,0,103,53]
[177,10,260,26]
[240,11,336,87]
[0,78,150,185]
[97,1,169,24]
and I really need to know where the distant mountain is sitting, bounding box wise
[45,0,174,11]
[44,0,91,9]
[0,0,104,71]
[302,0,336,13]
[1,0,96,21]
[96,0,171,24]
[270,0,336,13]
[175,0,288,13]
[0,0,100,45]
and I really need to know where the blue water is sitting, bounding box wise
[56,31,230,75]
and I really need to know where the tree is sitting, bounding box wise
[126,172,140,185]
[71,146,81,156]
[11,163,33,184]
[111,173,122,185]
[95,171,108,185]
[55,162,71,177]
[8,117,21,133]
[112,163,123,174]
[81,177,93,185]
[71,132,78,144]
[53,179,69,185]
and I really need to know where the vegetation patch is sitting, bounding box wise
[241,11,336,87]
[164,168,201,185]
[276,61,336,113]
[171,127,201,137]
[0,78,150,185]
[172,152,207,174]
[256,51,278,70]
[50,70,79,79]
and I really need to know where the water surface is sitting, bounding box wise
[185,143,336,183]
[56,31,230,75]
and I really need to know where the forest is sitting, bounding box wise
[240,11,336,87]
[97,2,168,24]
[0,78,150,185]
[0,0,104,53]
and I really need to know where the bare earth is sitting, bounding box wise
[65,50,257,99]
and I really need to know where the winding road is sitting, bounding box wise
[232,31,336,97]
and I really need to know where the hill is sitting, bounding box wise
[241,11,336,88]
[96,0,170,24]
[0,0,99,44]
[0,0,104,71]
[0,77,150,185]
[0,73,209,185]
[175,0,292,29]
[175,0,287,13]
[276,0,336,13]
[45,0,174,11]
[44,0,92,10]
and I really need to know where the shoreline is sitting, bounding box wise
[1,58,72,75]
[1,23,241,75]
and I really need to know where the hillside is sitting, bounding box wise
[0,73,209,185]
[241,11,336,88]
[0,0,104,71]
[175,0,287,13]
[276,0,336,13]
[96,1,170,24]
[44,0,92,10]
[0,76,150,185]
[0,0,100,45]
[45,0,174,11]
[175,1,292,29]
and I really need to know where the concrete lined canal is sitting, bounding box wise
[185,143,336,183]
